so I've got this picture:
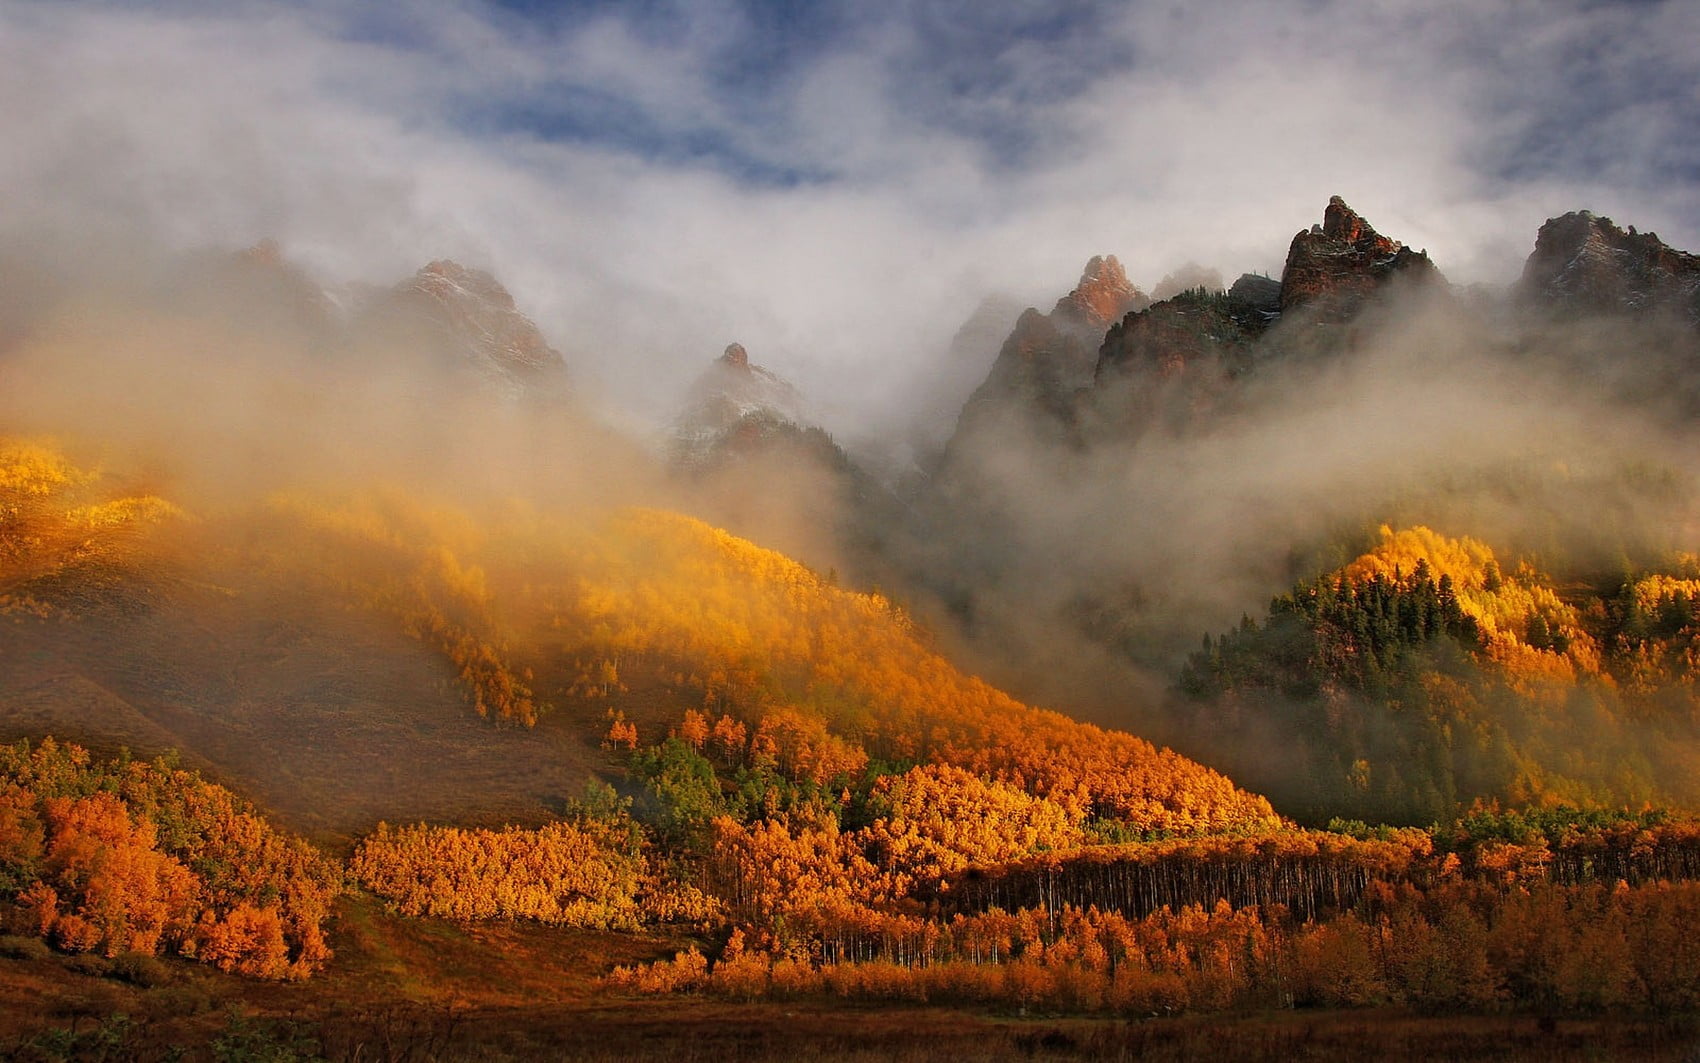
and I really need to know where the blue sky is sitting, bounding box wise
[2,0,1697,432]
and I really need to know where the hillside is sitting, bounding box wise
[1175,525,1700,824]
[1,435,1277,841]
[264,487,1277,837]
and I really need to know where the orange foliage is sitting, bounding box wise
[38,793,199,957]
[350,820,645,929]
[675,709,710,750]
[199,903,291,978]
[0,739,341,979]
[0,438,181,612]
[604,712,639,751]
[538,509,1277,835]
[264,493,1275,834]
[861,765,1085,894]
[1346,525,1599,682]
[613,873,1700,1018]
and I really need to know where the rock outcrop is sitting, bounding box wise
[670,343,810,467]
[1279,196,1439,318]
[946,256,1147,450]
[1052,254,1149,332]
[1095,289,1267,384]
[1518,211,1700,324]
[384,260,570,394]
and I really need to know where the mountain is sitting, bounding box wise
[0,436,1276,839]
[902,293,1025,468]
[1278,195,1441,319]
[1511,211,1700,415]
[1518,210,1700,324]
[669,342,808,468]
[11,197,1700,1046]
[1089,283,1273,433]
[945,255,1147,448]
[894,194,1700,745]
[1083,196,1434,436]
[356,259,570,399]
[667,342,913,593]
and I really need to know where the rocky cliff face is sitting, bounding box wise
[1279,196,1439,318]
[1095,288,1267,383]
[1087,282,1275,438]
[946,256,1147,451]
[1053,254,1149,332]
[670,342,807,465]
[1518,211,1700,324]
[384,260,570,395]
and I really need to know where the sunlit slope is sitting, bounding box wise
[1180,525,1700,824]
[0,438,180,607]
[1,437,1275,837]
[0,441,606,840]
[276,494,1278,835]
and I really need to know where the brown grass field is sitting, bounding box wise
[1,892,1696,1061]
[0,564,615,848]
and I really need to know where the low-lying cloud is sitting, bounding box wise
[3,0,1698,443]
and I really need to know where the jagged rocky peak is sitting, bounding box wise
[405,259,531,325]
[1279,195,1440,316]
[1095,286,1269,388]
[388,259,569,393]
[944,257,1145,452]
[1319,194,1385,246]
[1054,254,1149,329]
[673,341,805,449]
[1518,210,1700,323]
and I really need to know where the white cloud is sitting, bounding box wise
[2,0,1695,437]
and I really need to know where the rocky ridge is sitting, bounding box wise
[382,259,570,397]
[946,255,1148,449]
[670,342,809,467]
[1277,195,1440,317]
[1518,210,1700,324]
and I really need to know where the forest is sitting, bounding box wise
[1173,526,1700,824]
[7,434,1700,1053]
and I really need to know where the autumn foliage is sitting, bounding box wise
[614,809,1700,1017]
[0,739,342,978]
[350,819,646,929]
[0,438,181,614]
[1180,525,1700,823]
[260,492,1277,836]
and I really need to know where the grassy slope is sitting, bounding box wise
[0,902,1692,1062]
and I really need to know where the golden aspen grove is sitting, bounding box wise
[6,14,1700,1049]
[8,430,1700,1060]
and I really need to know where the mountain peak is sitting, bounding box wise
[675,343,803,442]
[1280,196,1439,315]
[379,259,567,394]
[1518,210,1700,322]
[1321,195,1381,245]
[409,259,519,314]
[1054,254,1147,329]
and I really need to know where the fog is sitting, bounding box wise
[4,1,1700,749]
[908,272,1700,728]
[3,0,1698,444]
